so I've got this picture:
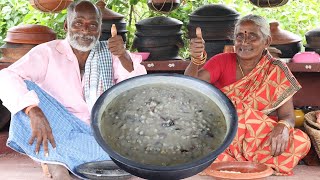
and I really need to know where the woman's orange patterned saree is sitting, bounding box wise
[204,53,310,175]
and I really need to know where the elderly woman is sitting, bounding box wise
[185,14,310,176]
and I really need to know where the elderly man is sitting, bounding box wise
[0,0,146,179]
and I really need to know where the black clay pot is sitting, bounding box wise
[136,16,182,36]
[133,34,184,48]
[305,45,320,55]
[190,4,239,17]
[205,40,234,59]
[271,42,301,58]
[100,32,127,42]
[101,22,127,33]
[91,74,238,180]
[137,45,180,60]
[187,21,236,40]
[305,28,320,48]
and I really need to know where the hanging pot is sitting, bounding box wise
[91,74,238,180]
[29,0,73,13]
[4,24,56,45]
[249,0,289,8]
[147,0,181,13]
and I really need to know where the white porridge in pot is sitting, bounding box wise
[101,84,227,166]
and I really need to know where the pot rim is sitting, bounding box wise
[91,74,238,172]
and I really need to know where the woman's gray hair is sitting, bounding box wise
[234,14,270,39]
[66,0,102,28]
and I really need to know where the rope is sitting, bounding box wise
[249,0,288,8]
[33,0,65,13]
[150,0,174,13]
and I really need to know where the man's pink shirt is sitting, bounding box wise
[0,39,147,124]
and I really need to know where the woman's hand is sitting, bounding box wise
[266,123,290,157]
[190,27,205,59]
[28,106,56,156]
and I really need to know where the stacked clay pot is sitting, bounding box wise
[96,1,127,42]
[133,16,184,61]
[187,4,240,59]
[304,28,320,55]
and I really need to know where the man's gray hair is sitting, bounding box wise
[66,0,102,28]
[234,14,270,39]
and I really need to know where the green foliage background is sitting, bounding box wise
[0,0,319,58]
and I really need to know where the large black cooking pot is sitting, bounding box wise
[187,21,236,40]
[137,45,180,60]
[133,34,184,48]
[136,16,182,36]
[91,74,238,180]
[271,42,301,58]
[305,28,320,48]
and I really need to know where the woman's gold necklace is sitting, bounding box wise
[237,59,245,77]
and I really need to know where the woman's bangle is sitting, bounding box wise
[191,51,207,66]
[25,105,38,116]
[278,120,293,131]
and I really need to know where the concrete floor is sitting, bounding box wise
[1,130,320,180]
[0,152,320,180]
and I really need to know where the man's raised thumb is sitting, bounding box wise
[196,27,202,38]
[111,24,117,37]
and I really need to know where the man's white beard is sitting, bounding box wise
[66,32,97,52]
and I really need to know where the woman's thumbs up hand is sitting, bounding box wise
[190,27,205,59]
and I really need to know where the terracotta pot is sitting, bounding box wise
[207,161,273,179]
[270,21,301,45]
[0,43,36,62]
[4,24,56,45]
[147,0,180,13]
[249,0,289,7]
[96,1,124,20]
[29,0,73,13]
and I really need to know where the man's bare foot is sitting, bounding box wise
[47,164,72,180]
[41,163,52,178]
